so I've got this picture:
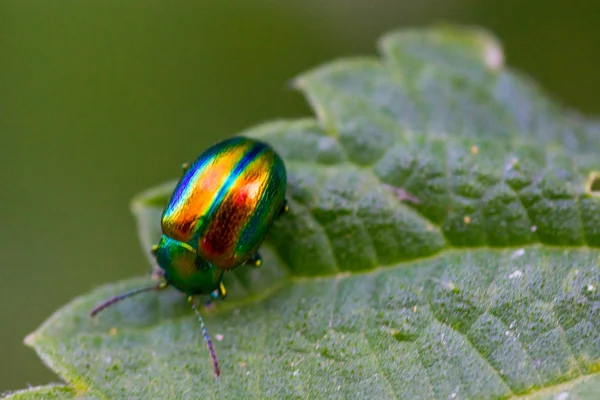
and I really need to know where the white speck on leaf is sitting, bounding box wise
[382,184,421,204]
[505,158,519,173]
[588,284,595,292]
[508,270,523,279]
[511,249,525,259]
[449,386,460,399]
[293,370,299,377]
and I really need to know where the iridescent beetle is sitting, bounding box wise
[90,137,288,376]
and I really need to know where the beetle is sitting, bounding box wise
[90,136,288,376]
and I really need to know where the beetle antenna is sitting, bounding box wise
[89,282,167,317]
[188,296,220,377]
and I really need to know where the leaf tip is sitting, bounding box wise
[378,24,505,72]
[23,331,37,347]
[437,23,505,70]
[481,36,504,70]
[288,74,305,91]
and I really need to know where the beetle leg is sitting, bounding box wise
[181,162,190,174]
[247,252,262,268]
[209,282,227,300]
[151,266,165,280]
[278,199,290,218]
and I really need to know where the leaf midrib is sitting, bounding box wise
[30,244,595,341]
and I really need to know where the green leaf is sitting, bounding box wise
[9,25,600,399]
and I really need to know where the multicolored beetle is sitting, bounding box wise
[90,136,288,376]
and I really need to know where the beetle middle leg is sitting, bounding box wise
[209,282,227,301]
[204,282,227,309]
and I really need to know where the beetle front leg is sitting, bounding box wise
[278,199,289,218]
[181,162,190,175]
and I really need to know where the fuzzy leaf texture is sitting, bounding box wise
[6,26,600,400]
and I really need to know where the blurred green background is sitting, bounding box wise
[1,0,598,393]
